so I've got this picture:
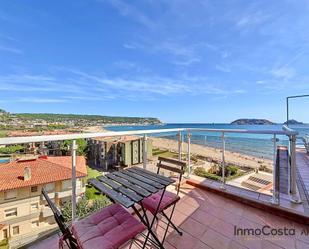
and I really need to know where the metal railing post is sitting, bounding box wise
[177,131,182,161]
[71,139,78,221]
[143,134,147,169]
[186,132,191,178]
[271,135,279,205]
[220,132,226,190]
[289,135,301,203]
[204,136,207,167]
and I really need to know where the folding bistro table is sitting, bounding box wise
[88,167,175,249]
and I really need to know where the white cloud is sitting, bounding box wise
[236,11,271,28]
[0,45,23,54]
[104,0,155,28]
[215,65,231,73]
[15,98,67,103]
[0,67,246,103]
[123,43,137,49]
[270,67,296,80]
[0,34,19,42]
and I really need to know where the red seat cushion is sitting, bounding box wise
[71,204,145,249]
[142,190,180,214]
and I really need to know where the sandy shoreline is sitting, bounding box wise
[82,126,109,133]
[151,137,272,170]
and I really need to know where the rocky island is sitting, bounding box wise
[231,119,274,125]
[283,119,303,125]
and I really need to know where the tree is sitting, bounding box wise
[0,145,25,154]
[59,139,87,156]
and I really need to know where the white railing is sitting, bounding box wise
[0,126,300,219]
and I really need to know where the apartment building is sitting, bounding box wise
[0,156,87,248]
[87,135,153,171]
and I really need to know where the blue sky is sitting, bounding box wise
[0,0,309,123]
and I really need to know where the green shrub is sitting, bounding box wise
[226,165,238,175]
[85,185,103,200]
[61,197,111,222]
[0,145,25,154]
[0,239,9,249]
[194,167,221,181]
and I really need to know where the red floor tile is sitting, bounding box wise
[200,228,231,249]
[166,230,200,249]
[190,209,215,226]
[192,241,213,249]
[179,217,208,238]
[210,216,235,238]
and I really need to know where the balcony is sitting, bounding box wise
[28,182,309,249]
[1,126,309,249]
[56,189,72,199]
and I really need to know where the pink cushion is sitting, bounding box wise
[71,204,145,249]
[142,190,180,214]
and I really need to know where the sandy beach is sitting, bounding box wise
[82,126,109,133]
[151,137,273,170]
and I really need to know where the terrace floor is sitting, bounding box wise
[29,184,309,249]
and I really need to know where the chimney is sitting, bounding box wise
[24,167,31,181]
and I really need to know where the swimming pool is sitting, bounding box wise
[0,158,10,163]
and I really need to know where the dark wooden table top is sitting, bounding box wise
[88,167,175,208]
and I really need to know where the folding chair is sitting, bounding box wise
[42,189,145,249]
[42,188,78,249]
[141,157,186,243]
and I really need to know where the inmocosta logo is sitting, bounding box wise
[234,225,296,236]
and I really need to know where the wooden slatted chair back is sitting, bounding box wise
[42,188,78,249]
[156,157,186,195]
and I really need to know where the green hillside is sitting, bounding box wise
[13,113,161,124]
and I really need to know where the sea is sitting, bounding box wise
[106,123,309,160]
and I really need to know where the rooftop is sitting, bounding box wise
[91,135,142,143]
[0,156,87,191]
[7,130,78,137]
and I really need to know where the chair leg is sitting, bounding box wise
[162,209,183,236]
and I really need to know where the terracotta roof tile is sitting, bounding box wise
[0,156,87,191]
[7,130,77,137]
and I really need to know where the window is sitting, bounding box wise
[12,226,19,235]
[62,180,72,190]
[31,220,39,228]
[4,208,17,218]
[30,186,38,193]
[31,203,39,210]
[4,190,17,200]
[44,183,55,192]
[3,229,8,239]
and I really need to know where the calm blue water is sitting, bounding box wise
[106,123,309,160]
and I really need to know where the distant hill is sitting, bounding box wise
[0,108,162,129]
[231,119,274,125]
[284,119,303,125]
[13,113,161,124]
